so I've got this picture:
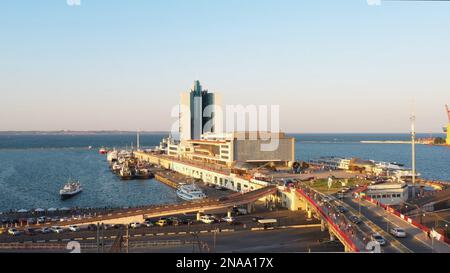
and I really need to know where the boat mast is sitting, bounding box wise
[137,130,140,151]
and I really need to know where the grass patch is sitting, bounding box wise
[306,178,370,194]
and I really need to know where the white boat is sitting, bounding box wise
[176,184,206,201]
[59,180,83,199]
[107,150,118,162]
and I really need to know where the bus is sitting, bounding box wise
[257,219,278,229]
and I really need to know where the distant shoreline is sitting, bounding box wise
[0,131,170,135]
[361,140,448,147]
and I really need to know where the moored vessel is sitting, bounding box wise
[60,180,83,199]
[176,183,206,201]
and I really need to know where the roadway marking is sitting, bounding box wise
[178,232,186,235]
[200,230,209,233]
[145,233,154,236]
[75,238,83,241]
[360,199,435,251]
[110,236,117,239]
[344,199,412,253]
[36,240,45,243]
[49,239,58,242]
[86,237,95,240]
[61,239,70,242]
[134,234,142,237]
[167,232,175,235]
[156,233,164,236]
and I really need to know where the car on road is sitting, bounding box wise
[51,226,64,234]
[200,215,215,224]
[221,216,235,224]
[348,215,362,224]
[37,217,46,224]
[8,228,21,236]
[50,217,60,222]
[40,227,51,234]
[371,233,386,246]
[336,206,349,213]
[130,222,141,229]
[27,218,36,225]
[390,227,406,238]
[0,228,5,235]
[68,225,80,232]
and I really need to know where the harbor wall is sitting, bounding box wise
[134,152,270,193]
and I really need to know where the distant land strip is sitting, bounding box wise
[0,131,170,135]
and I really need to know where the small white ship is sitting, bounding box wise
[176,184,206,201]
[60,180,83,199]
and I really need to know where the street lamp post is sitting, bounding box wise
[411,112,416,199]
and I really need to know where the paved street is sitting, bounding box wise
[343,195,450,253]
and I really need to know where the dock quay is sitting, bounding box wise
[154,172,180,189]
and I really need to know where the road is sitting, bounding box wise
[0,210,319,245]
[343,195,450,253]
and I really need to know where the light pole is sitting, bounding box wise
[410,112,416,199]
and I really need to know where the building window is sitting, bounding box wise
[237,183,241,191]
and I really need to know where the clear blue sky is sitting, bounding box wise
[1,0,449,133]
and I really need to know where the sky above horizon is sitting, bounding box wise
[0,0,449,133]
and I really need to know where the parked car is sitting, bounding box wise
[252,216,265,222]
[221,216,235,224]
[40,227,51,234]
[371,233,386,246]
[156,218,168,227]
[8,228,21,236]
[87,224,97,230]
[111,224,124,229]
[179,217,194,225]
[200,215,215,224]
[68,225,80,232]
[130,222,141,229]
[143,220,154,227]
[168,217,180,226]
[51,226,64,234]
[24,227,36,236]
[390,227,406,238]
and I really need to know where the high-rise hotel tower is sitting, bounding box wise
[179,81,222,140]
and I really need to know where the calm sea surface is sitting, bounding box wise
[0,133,448,211]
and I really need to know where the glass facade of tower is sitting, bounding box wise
[180,81,216,140]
